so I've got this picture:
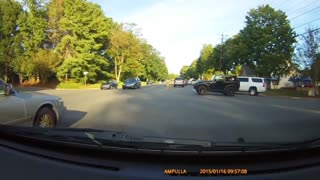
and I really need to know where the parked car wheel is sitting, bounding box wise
[33,107,57,128]
[197,86,208,95]
[249,87,258,96]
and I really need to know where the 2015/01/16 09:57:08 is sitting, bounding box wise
[199,169,248,175]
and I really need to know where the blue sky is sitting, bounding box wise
[91,0,320,74]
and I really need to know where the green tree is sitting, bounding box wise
[0,0,22,82]
[107,25,142,81]
[16,0,48,81]
[47,0,64,48]
[32,49,62,84]
[167,73,178,80]
[296,28,320,95]
[180,65,189,78]
[240,4,296,77]
[55,0,114,83]
[196,44,213,79]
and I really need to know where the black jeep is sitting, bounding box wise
[193,75,240,96]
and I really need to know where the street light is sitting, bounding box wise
[83,71,88,87]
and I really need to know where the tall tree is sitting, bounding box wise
[47,0,64,48]
[180,65,189,77]
[296,28,320,95]
[240,4,296,77]
[0,0,22,82]
[55,0,114,83]
[196,44,213,79]
[16,0,48,82]
[107,25,142,81]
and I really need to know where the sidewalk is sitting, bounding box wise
[261,93,320,100]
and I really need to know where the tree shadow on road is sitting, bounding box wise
[58,110,87,128]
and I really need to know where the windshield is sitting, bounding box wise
[1,0,320,154]
[125,78,136,83]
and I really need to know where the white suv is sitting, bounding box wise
[174,77,184,87]
[238,76,267,96]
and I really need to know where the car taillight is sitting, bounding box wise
[263,83,266,87]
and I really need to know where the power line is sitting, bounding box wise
[282,0,308,12]
[296,27,320,37]
[294,17,320,29]
[290,4,320,20]
[286,0,319,15]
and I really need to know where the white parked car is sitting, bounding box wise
[238,76,267,96]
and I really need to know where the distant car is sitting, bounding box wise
[238,76,267,96]
[301,79,314,88]
[174,77,184,87]
[123,77,141,89]
[101,80,118,90]
[0,78,66,128]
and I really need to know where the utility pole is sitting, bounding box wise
[219,33,224,73]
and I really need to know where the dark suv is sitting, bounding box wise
[193,75,240,96]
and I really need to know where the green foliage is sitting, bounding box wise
[196,44,213,76]
[167,73,179,80]
[0,0,22,81]
[32,49,61,84]
[54,0,114,83]
[240,4,296,77]
[185,4,296,78]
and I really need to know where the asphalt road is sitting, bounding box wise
[35,85,320,143]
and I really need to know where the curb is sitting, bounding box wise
[261,94,320,100]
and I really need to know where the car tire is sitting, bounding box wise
[182,85,184,88]
[174,85,176,87]
[225,86,236,96]
[123,87,126,90]
[197,86,207,95]
[33,107,57,128]
[249,87,258,96]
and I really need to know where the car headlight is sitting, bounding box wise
[56,99,64,107]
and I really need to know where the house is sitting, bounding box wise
[239,65,298,89]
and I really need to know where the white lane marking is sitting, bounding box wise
[271,104,320,114]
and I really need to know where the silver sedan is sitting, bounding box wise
[0,79,66,128]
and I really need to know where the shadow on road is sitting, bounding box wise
[58,110,87,128]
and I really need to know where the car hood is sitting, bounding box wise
[15,92,61,101]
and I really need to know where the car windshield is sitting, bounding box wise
[125,78,136,83]
[1,0,320,155]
